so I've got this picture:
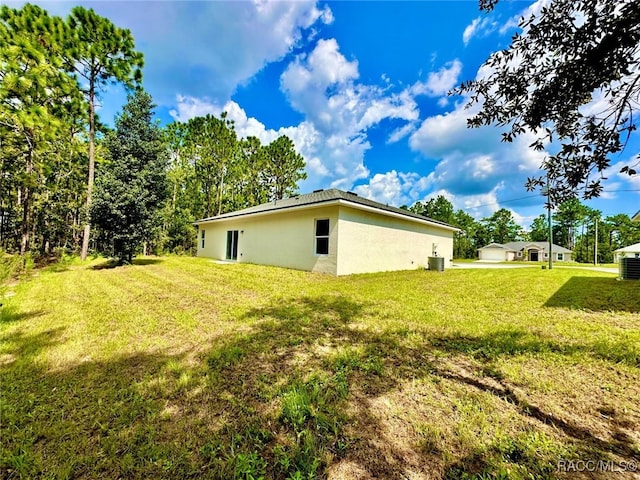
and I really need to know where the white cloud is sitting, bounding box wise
[387,123,417,144]
[462,17,482,45]
[408,82,545,198]
[466,0,554,44]
[49,1,334,105]
[410,60,463,97]
[170,96,280,144]
[278,38,419,190]
[168,94,369,190]
[353,170,430,206]
[602,160,640,197]
[462,16,497,45]
[498,0,553,36]
[411,185,511,220]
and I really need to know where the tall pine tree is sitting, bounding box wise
[66,6,144,260]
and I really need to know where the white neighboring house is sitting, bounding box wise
[478,241,572,262]
[194,189,458,276]
[633,210,640,222]
[614,243,640,263]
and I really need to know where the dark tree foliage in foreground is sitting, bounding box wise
[91,90,167,264]
[456,0,640,204]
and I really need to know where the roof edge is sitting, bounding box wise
[194,196,459,232]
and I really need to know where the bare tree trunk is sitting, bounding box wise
[20,147,33,255]
[81,81,96,261]
[216,166,225,216]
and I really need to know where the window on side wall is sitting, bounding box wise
[315,219,329,255]
[557,253,563,261]
[201,230,205,248]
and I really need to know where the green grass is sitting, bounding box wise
[1,256,639,479]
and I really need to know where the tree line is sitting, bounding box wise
[0,4,305,263]
[408,196,640,263]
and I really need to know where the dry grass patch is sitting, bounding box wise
[1,256,639,479]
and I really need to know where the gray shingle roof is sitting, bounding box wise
[195,188,457,230]
[478,243,517,251]
[487,241,572,253]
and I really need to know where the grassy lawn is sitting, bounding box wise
[1,257,639,479]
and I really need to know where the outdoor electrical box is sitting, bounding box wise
[620,258,640,280]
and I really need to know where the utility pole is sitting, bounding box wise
[594,217,598,266]
[547,174,553,270]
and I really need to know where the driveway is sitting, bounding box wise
[452,262,535,269]
[452,262,618,274]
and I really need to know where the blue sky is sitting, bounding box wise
[16,0,640,226]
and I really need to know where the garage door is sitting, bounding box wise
[479,249,505,261]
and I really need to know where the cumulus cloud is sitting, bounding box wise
[498,0,554,35]
[410,59,463,98]
[408,92,545,195]
[168,94,370,191]
[409,185,527,222]
[465,0,554,45]
[601,159,640,198]
[353,170,430,206]
[462,16,498,45]
[278,37,419,189]
[47,1,334,106]
[170,35,543,211]
[387,123,417,144]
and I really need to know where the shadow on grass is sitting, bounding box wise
[429,328,640,366]
[545,276,640,313]
[1,295,637,479]
[0,305,47,324]
[0,326,65,358]
[91,257,164,270]
[429,329,640,477]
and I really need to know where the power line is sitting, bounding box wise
[462,188,640,211]
[464,193,541,210]
[602,188,640,192]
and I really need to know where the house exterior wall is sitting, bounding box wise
[615,251,640,263]
[197,205,339,274]
[554,252,571,262]
[335,206,454,275]
[197,203,456,275]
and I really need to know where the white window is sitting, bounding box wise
[315,219,329,255]
[557,253,564,261]
[544,252,548,258]
[517,251,522,258]
[201,230,205,249]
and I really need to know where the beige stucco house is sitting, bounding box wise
[194,189,458,276]
[614,242,640,263]
[478,241,572,262]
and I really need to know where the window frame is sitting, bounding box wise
[314,218,330,255]
[201,229,205,249]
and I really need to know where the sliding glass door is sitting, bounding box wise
[226,230,239,260]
